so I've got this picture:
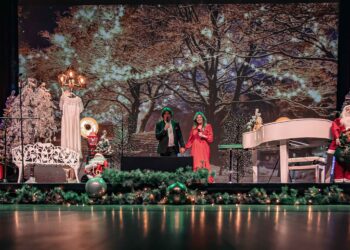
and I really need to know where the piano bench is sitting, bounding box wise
[288,157,326,183]
[288,156,326,165]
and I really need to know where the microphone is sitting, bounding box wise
[198,128,203,140]
[164,117,170,131]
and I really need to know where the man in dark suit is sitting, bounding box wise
[155,107,185,156]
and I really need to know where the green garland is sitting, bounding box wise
[0,184,349,205]
[0,168,348,205]
[102,167,212,190]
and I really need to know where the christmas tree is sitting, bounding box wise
[0,78,58,160]
[32,82,58,141]
[0,91,16,162]
[222,109,252,183]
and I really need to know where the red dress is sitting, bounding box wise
[185,124,214,173]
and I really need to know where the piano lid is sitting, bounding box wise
[242,118,332,149]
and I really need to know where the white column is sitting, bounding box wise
[279,140,289,183]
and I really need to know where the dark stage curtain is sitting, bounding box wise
[0,0,18,117]
[337,0,350,110]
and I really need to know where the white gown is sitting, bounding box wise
[60,91,84,157]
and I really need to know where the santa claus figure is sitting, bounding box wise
[328,105,350,182]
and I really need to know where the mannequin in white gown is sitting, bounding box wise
[60,90,84,182]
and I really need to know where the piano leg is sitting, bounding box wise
[252,150,258,183]
[280,140,289,183]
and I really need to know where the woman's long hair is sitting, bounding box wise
[193,111,207,130]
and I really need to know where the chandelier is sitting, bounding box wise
[58,68,87,90]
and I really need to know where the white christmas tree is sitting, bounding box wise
[32,82,58,141]
[0,78,58,159]
[0,91,17,161]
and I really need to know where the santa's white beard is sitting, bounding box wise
[341,117,350,129]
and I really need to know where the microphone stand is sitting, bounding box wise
[19,78,24,183]
[0,118,8,182]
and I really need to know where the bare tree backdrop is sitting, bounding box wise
[17,3,338,163]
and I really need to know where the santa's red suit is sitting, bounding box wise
[329,105,350,182]
[328,118,344,154]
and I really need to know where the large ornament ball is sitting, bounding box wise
[85,177,107,198]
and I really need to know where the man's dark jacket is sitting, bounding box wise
[155,120,185,154]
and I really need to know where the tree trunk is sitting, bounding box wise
[127,110,139,136]
[139,100,155,133]
[205,91,221,164]
[127,81,141,136]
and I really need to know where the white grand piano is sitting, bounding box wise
[242,118,332,183]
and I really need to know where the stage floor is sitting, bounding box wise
[0,205,349,250]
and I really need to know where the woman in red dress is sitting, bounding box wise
[185,112,214,182]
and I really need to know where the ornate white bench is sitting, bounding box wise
[12,143,80,183]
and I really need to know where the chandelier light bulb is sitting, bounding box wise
[68,69,75,78]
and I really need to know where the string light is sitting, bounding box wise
[22,16,329,104]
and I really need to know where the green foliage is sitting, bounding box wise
[125,192,138,205]
[269,186,300,205]
[14,185,46,204]
[187,190,208,205]
[102,167,209,190]
[248,188,269,204]
[46,187,65,204]
[304,185,347,205]
[271,188,296,204]
[141,188,160,205]
[324,185,346,204]
[213,192,237,205]
[63,191,82,205]
[0,181,350,206]
[110,193,125,205]
[0,190,11,204]
[196,196,207,205]
[80,193,93,205]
